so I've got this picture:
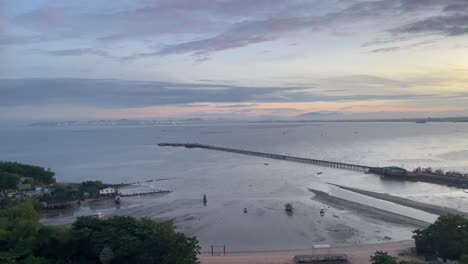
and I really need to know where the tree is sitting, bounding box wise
[0,201,201,264]
[0,162,55,186]
[370,251,399,264]
[0,201,42,263]
[99,247,114,264]
[70,216,200,264]
[42,184,80,202]
[413,214,468,261]
[0,172,20,192]
[460,255,468,264]
[79,181,108,196]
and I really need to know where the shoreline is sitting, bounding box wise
[307,188,430,228]
[330,183,468,217]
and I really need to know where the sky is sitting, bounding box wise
[1,0,468,121]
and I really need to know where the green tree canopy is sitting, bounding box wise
[0,162,55,186]
[69,216,200,264]
[0,172,20,191]
[0,201,200,264]
[78,181,108,196]
[42,184,80,202]
[413,214,468,261]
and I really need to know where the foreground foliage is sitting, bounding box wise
[413,214,468,261]
[0,201,200,264]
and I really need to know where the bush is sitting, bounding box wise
[370,251,398,264]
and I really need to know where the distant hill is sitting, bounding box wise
[30,118,205,127]
[296,111,340,118]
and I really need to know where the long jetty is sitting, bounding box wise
[158,143,468,189]
[158,143,371,172]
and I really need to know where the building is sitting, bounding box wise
[382,166,408,177]
[99,187,116,195]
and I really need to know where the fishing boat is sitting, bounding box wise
[284,203,294,213]
[320,207,326,216]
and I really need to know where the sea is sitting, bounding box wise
[1,122,467,251]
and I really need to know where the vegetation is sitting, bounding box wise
[78,181,109,196]
[42,184,80,202]
[0,201,200,264]
[0,172,20,194]
[370,251,420,264]
[413,214,468,261]
[41,181,110,202]
[0,162,56,188]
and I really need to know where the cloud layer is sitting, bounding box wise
[4,0,468,59]
[2,1,468,120]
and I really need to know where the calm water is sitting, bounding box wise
[1,122,467,251]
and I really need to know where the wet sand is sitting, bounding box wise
[330,183,468,217]
[199,240,420,264]
[308,188,430,228]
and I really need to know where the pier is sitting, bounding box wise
[158,143,468,188]
[158,143,371,171]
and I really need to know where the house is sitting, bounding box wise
[99,187,115,195]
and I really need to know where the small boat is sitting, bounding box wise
[320,207,326,216]
[203,195,207,205]
[284,203,294,213]
[317,172,323,175]
[243,208,248,213]
[264,163,269,166]
[114,195,121,204]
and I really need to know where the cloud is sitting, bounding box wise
[0,78,307,108]
[369,39,440,53]
[7,0,467,60]
[133,1,396,58]
[396,14,468,36]
[216,104,258,108]
[36,48,114,58]
[0,77,455,111]
[371,46,402,53]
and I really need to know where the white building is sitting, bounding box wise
[99,187,115,195]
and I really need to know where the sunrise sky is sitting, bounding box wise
[1,0,468,120]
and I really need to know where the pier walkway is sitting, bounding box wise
[158,143,371,172]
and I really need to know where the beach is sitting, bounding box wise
[199,240,419,264]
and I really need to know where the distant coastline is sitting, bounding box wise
[28,116,468,127]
